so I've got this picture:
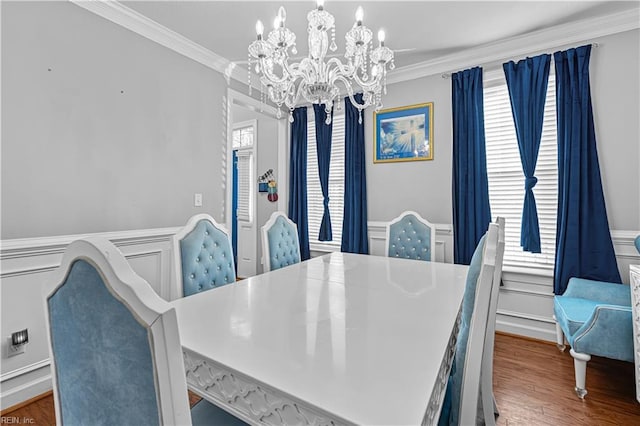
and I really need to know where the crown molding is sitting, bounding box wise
[71,1,638,89]
[387,8,640,84]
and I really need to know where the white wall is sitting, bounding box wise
[1,1,228,239]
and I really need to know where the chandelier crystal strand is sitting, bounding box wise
[248,0,393,123]
[248,54,252,96]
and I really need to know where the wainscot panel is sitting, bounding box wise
[0,227,177,410]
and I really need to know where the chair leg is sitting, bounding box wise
[481,383,497,426]
[570,349,591,399]
[493,393,499,416]
[553,315,566,352]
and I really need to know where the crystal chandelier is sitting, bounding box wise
[248,0,394,124]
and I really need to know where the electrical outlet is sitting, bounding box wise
[7,338,26,357]
[194,193,203,207]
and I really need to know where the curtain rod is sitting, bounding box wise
[440,42,599,79]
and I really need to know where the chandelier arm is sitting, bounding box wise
[326,57,356,82]
[258,57,291,85]
[350,69,384,91]
[283,79,307,110]
[289,57,317,82]
[334,75,370,110]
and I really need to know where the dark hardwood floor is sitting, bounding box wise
[2,333,639,425]
[493,333,640,425]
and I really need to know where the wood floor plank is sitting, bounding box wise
[2,333,638,425]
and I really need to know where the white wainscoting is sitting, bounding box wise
[496,230,640,341]
[0,227,178,410]
[367,221,454,263]
[1,225,637,409]
[369,224,638,342]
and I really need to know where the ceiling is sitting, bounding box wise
[123,0,638,70]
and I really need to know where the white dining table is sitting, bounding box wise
[170,252,469,426]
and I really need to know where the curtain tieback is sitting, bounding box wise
[323,197,330,208]
[525,176,538,191]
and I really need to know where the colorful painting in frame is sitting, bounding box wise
[374,102,434,163]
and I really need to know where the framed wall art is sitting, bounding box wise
[373,102,434,163]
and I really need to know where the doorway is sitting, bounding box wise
[225,89,287,277]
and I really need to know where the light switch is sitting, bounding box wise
[194,193,203,207]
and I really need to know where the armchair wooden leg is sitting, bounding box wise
[553,315,566,352]
[570,349,591,399]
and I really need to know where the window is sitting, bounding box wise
[232,124,254,149]
[307,111,345,249]
[232,122,255,223]
[484,74,558,269]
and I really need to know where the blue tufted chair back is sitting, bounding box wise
[173,214,236,299]
[262,211,301,272]
[46,238,192,425]
[386,211,436,261]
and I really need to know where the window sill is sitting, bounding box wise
[502,263,554,278]
[309,242,341,254]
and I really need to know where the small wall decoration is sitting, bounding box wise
[258,169,278,202]
[374,102,434,163]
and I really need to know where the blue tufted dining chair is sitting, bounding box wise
[385,210,436,262]
[171,214,236,300]
[439,222,501,426]
[46,237,245,425]
[261,211,301,272]
[554,276,633,398]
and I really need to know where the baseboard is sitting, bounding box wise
[0,390,52,416]
[495,330,557,346]
[495,316,556,342]
[0,373,52,412]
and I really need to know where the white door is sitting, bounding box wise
[235,148,256,278]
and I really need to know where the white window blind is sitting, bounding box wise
[236,150,253,223]
[307,112,345,249]
[484,74,558,269]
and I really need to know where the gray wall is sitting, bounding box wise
[364,28,640,231]
[2,2,637,241]
[1,1,228,239]
[364,73,453,224]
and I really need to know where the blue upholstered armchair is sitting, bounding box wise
[385,210,436,262]
[171,214,236,300]
[261,211,301,272]
[554,277,633,398]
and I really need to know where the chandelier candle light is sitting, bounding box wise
[248,0,394,124]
